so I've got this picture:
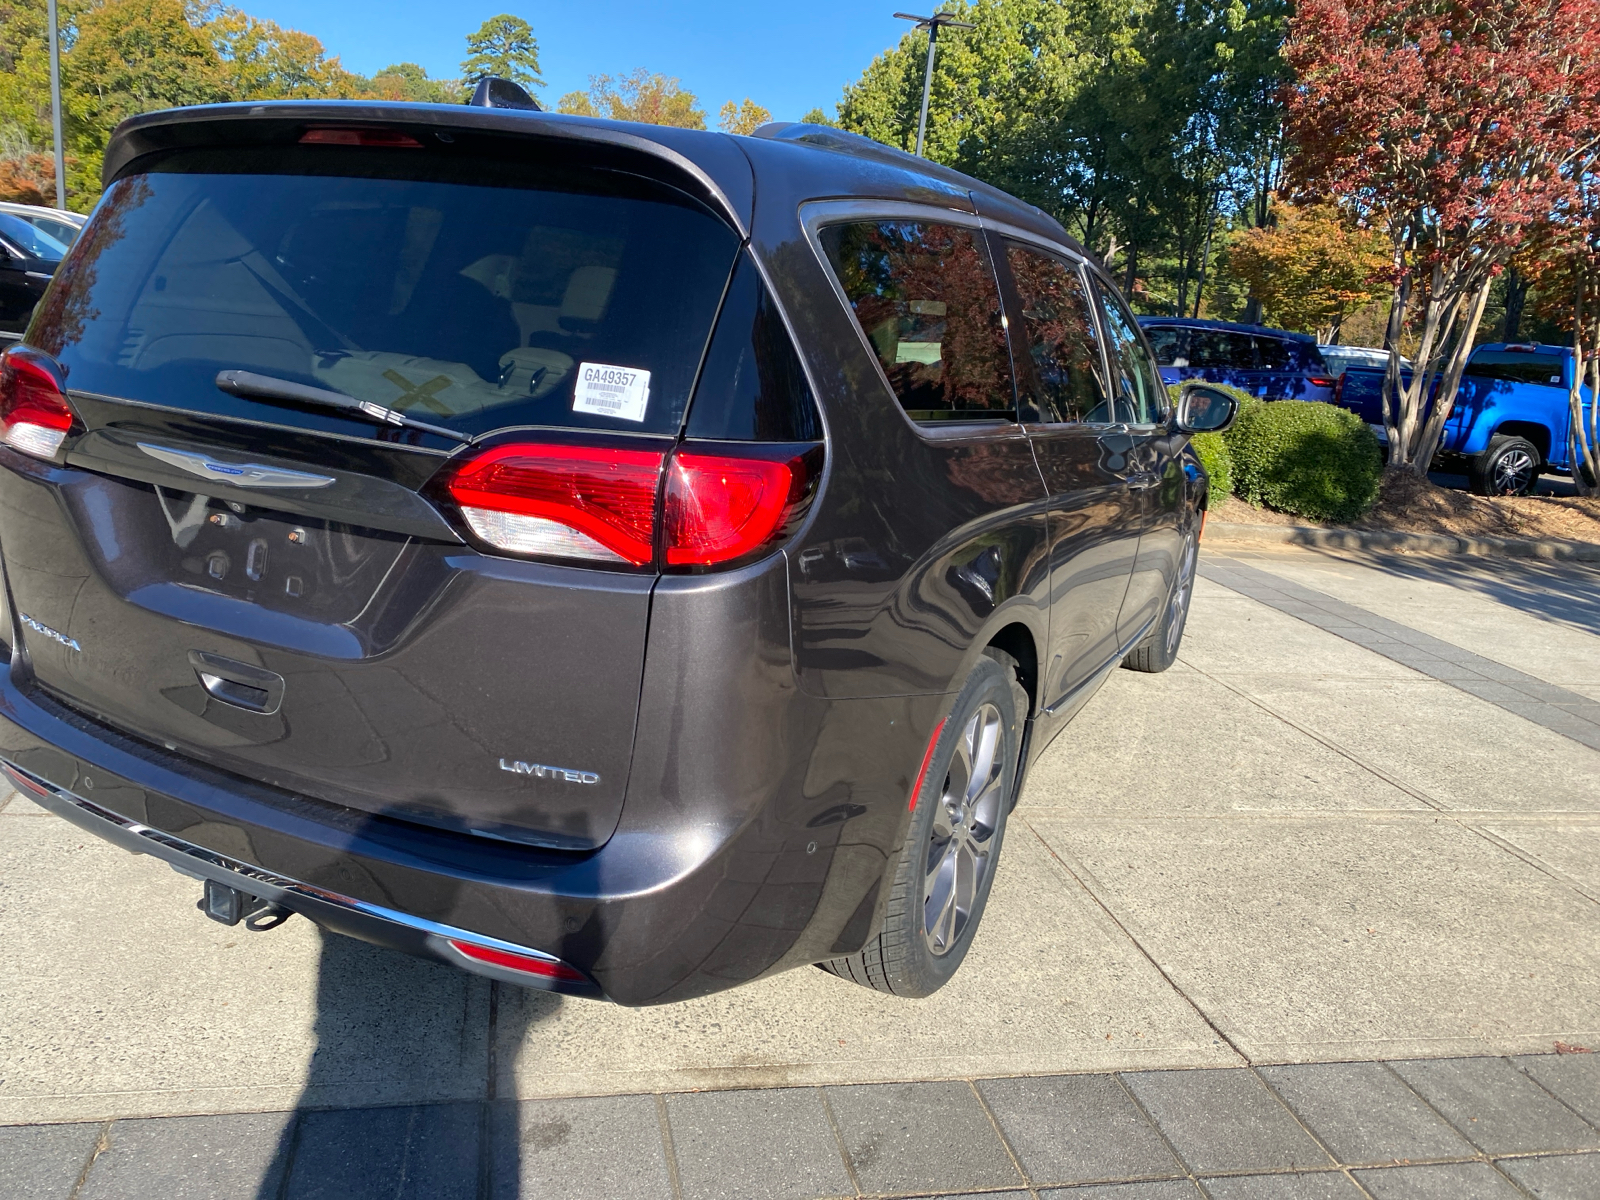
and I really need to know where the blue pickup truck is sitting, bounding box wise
[1332,342,1595,494]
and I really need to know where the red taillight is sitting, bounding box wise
[445,442,816,569]
[664,451,808,566]
[300,127,422,148]
[0,348,73,459]
[1309,376,1334,388]
[447,939,589,983]
[447,443,664,566]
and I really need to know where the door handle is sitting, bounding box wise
[188,650,284,715]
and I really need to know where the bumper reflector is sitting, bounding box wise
[447,938,588,983]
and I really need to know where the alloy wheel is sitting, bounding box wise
[923,701,1005,956]
[1165,529,1198,654]
[1492,448,1536,494]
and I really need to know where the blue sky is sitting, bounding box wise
[243,2,920,122]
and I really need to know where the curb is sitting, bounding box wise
[1206,521,1600,563]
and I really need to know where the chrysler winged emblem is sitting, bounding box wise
[138,444,336,489]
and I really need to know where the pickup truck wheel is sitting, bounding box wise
[818,651,1022,998]
[1469,436,1541,496]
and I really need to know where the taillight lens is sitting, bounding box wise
[0,348,74,459]
[446,443,663,566]
[1308,376,1334,388]
[444,441,816,569]
[664,451,808,566]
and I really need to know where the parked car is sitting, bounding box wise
[1317,344,1413,378]
[0,210,69,341]
[0,200,87,251]
[0,91,1234,1005]
[1138,317,1336,402]
[1333,342,1594,494]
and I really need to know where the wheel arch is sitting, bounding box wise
[1492,421,1551,464]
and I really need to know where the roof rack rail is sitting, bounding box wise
[469,77,542,112]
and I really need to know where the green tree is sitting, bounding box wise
[64,0,230,200]
[800,107,833,126]
[459,14,543,91]
[556,70,705,129]
[367,61,465,104]
[718,97,770,136]
[207,9,364,100]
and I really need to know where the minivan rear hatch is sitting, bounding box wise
[0,119,744,850]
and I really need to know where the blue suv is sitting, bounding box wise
[1138,318,1335,402]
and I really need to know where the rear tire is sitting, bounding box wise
[1469,435,1541,496]
[819,651,1024,998]
[1122,517,1198,673]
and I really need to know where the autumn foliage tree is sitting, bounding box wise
[1522,174,1600,493]
[718,98,772,137]
[1225,200,1389,342]
[1284,0,1600,479]
[557,70,706,129]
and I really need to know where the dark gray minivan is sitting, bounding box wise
[0,96,1233,1003]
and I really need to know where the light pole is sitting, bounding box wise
[47,0,65,209]
[894,11,973,158]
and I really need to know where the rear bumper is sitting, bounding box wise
[3,759,604,997]
[0,652,939,1004]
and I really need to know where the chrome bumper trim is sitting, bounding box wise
[3,760,572,969]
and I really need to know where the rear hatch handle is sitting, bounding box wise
[187,650,285,715]
[215,370,472,443]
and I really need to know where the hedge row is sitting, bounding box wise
[1170,383,1382,523]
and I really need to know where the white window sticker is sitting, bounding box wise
[573,362,651,422]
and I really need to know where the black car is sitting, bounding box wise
[0,94,1233,1004]
[0,210,68,340]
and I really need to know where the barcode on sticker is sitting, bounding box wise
[573,362,650,422]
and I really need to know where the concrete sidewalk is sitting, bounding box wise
[7,1054,1600,1199]
[4,542,1600,1197]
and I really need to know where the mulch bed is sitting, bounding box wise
[1214,471,1600,544]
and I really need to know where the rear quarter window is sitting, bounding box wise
[819,219,1015,423]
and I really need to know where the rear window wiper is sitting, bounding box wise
[216,370,471,443]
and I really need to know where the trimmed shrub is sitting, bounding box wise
[1190,432,1232,505]
[1224,399,1382,523]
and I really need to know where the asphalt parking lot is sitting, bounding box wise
[4,541,1600,1198]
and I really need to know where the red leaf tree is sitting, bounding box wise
[1284,0,1600,479]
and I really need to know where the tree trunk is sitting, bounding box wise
[1414,276,1495,473]
[1122,241,1138,299]
[1569,279,1600,497]
[1503,265,1528,342]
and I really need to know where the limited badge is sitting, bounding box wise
[573,362,650,422]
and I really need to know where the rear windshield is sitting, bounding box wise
[1467,351,1566,388]
[30,147,741,440]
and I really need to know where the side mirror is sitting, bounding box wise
[1172,383,1238,434]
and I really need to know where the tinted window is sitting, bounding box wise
[31,148,741,440]
[686,254,821,441]
[1005,244,1111,423]
[1092,278,1163,424]
[0,211,67,262]
[821,220,1015,422]
[1144,325,1186,367]
[1186,329,1256,369]
[1467,351,1566,388]
[1253,336,1297,371]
